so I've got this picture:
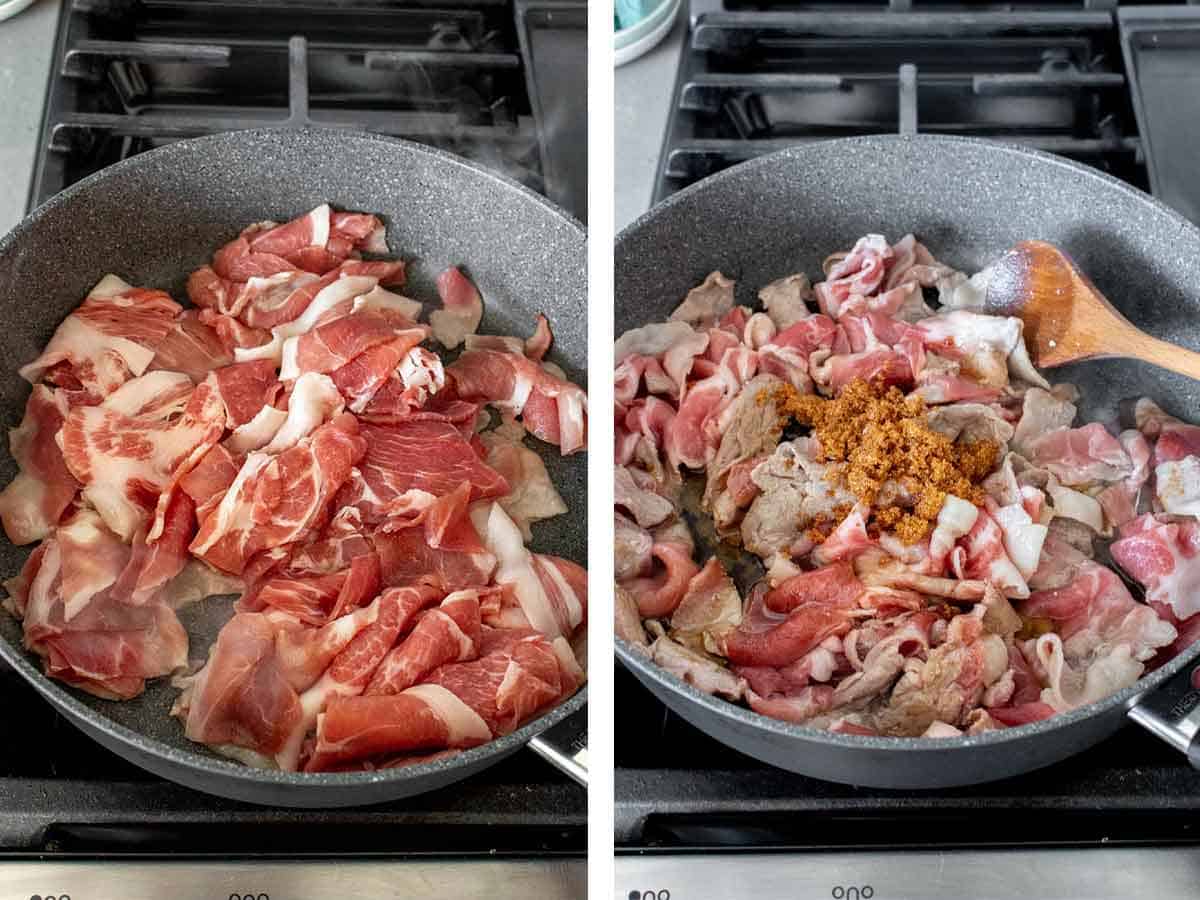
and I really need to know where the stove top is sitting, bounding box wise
[614,661,1200,890]
[28,0,587,220]
[614,667,1200,847]
[3,0,586,861]
[652,0,1200,225]
[621,11,1200,864]
[617,46,1200,899]
[0,666,584,854]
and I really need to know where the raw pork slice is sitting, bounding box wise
[20,276,181,400]
[307,627,581,770]
[148,309,232,383]
[719,583,857,667]
[60,375,226,541]
[274,583,441,770]
[16,509,189,699]
[230,272,382,362]
[280,312,426,382]
[1111,514,1200,623]
[449,348,588,455]
[248,552,382,626]
[208,359,281,429]
[178,444,239,521]
[429,266,483,349]
[122,489,198,607]
[1020,560,1175,664]
[424,628,583,734]
[479,424,568,539]
[174,601,383,766]
[372,483,498,591]
[0,385,78,545]
[336,420,508,523]
[365,590,483,695]
[472,502,586,638]
[306,683,492,771]
[190,414,366,574]
[206,205,392,285]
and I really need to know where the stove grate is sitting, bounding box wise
[30,0,548,209]
[654,0,1200,216]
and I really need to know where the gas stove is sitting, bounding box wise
[0,651,584,892]
[619,2,1200,895]
[614,667,1200,898]
[650,0,1200,225]
[2,1,584,890]
[28,0,586,221]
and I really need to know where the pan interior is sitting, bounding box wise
[0,129,587,776]
[615,133,1200,746]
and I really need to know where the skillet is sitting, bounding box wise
[615,133,1200,788]
[0,128,587,807]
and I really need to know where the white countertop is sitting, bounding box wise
[614,6,685,231]
[0,0,60,236]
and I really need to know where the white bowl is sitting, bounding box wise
[0,0,38,23]
[615,0,680,67]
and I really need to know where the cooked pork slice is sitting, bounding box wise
[670,557,743,653]
[741,439,855,560]
[615,584,649,650]
[830,611,937,711]
[615,511,654,581]
[926,402,1014,449]
[670,271,735,327]
[856,550,988,601]
[651,633,746,700]
[651,518,695,555]
[703,374,784,511]
[615,464,675,528]
[1012,386,1077,457]
[758,273,814,331]
[876,612,1009,736]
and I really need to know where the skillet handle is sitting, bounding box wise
[527,708,587,786]
[1127,659,1200,767]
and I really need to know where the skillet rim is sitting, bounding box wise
[0,127,588,789]
[614,132,1200,755]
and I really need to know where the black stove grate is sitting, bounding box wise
[653,0,1200,218]
[0,668,584,852]
[29,0,584,215]
[614,667,1200,847]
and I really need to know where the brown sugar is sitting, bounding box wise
[804,503,853,544]
[772,379,998,543]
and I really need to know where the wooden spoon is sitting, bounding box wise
[984,239,1200,379]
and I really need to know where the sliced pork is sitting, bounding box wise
[20,276,181,401]
[615,234,1194,737]
[3,205,586,772]
[0,386,79,545]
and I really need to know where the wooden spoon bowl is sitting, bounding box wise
[984,240,1200,380]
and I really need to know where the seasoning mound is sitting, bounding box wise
[772,379,998,543]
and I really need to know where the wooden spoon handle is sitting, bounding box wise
[1123,329,1200,382]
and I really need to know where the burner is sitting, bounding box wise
[29,0,587,220]
[652,0,1200,224]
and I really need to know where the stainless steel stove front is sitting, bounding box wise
[617,848,1200,900]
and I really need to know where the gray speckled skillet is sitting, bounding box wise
[0,128,587,807]
[616,133,1200,789]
